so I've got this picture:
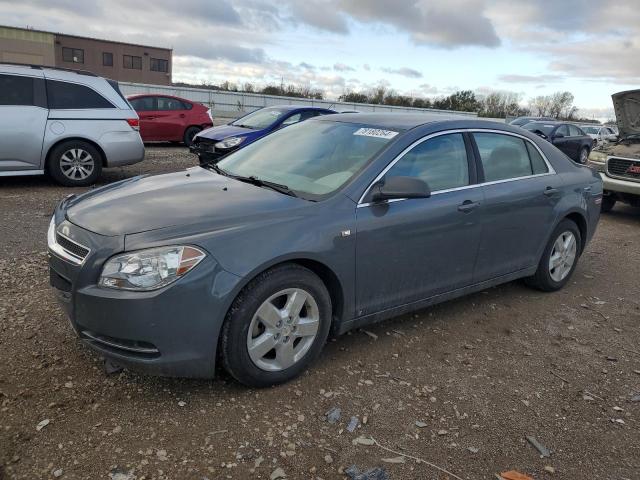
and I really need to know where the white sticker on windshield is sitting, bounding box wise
[353,128,398,139]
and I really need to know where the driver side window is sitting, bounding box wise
[556,125,570,137]
[385,133,469,192]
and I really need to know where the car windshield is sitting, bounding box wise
[523,123,556,136]
[511,118,533,126]
[230,107,288,129]
[581,126,600,134]
[216,120,397,199]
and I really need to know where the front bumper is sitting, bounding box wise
[48,216,241,378]
[600,174,640,196]
[189,139,237,164]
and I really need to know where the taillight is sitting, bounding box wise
[126,118,140,131]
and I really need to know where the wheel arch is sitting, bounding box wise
[564,211,588,254]
[45,137,107,168]
[224,257,347,331]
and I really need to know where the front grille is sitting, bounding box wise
[607,157,640,182]
[55,233,90,261]
[194,137,220,153]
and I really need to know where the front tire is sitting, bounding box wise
[220,264,332,387]
[601,195,616,213]
[525,219,581,292]
[47,140,102,187]
[183,126,201,147]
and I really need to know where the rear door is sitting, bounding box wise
[568,125,587,156]
[0,72,48,171]
[471,132,561,281]
[151,97,189,141]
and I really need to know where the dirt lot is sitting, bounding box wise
[1,146,639,480]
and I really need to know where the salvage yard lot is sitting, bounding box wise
[1,146,639,480]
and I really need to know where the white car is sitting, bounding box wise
[0,63,144,186]
[580,125,618,145]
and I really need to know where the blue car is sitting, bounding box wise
[190,105,336,163]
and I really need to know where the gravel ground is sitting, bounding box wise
[1,146,639,480]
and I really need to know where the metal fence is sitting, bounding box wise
[118,81,482,119]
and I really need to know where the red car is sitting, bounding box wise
[127,94,213,146]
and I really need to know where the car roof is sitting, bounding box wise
[128,93,193,103]
[262,105,334,112]
[316,112,479,130]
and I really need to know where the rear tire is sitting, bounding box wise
[601,195,616,213]
[525,219,581,292]
[47,140,102,187]
[183,126,201,147]
[578,146,589,164]
[220,264,332,387]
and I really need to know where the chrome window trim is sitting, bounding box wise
[357,128,556,207]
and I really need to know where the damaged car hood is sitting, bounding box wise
[612,89,640,139]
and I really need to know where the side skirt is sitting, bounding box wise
[336,266,537,335]
[0,170,45,177]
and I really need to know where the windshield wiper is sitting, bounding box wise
[232,124,256,129]
[203,162,229,176]
[231,175,298,198]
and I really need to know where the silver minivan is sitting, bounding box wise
[0,64,144,186]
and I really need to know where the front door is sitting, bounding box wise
[0,73,47,171]
[551,124,574,158]
[355,132,483,316]
[471,131,561,281]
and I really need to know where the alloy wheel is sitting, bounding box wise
[60,148,95,180]
[247,288,320,372]
[579,148,588,164]
[548,231,577,282]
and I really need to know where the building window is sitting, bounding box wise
[62,47,84,64]
[150,58,168,72]
[102,52,113,67]
[123,55,142,70]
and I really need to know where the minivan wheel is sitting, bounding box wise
[220,264,332,387]
[48,141,102,187]
[525,219,581,292]
[183,126,201,147]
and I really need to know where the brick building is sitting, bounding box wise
[0,25,172,85]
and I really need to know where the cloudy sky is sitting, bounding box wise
[2,0,639,118]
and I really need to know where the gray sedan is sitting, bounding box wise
[47,114,603,387]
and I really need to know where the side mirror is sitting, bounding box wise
[553,133,564,139]
[370,176,431,203]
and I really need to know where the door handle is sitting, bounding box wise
[457,200,480,212]
[543,187,559,197]
[179,114,186,118]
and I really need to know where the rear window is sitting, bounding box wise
[46,80,114,109]
[0,74,34,106]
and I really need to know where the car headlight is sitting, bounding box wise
[47,216,56,249]
[215,136,244,149]
[99,246,206,291]
[588,150,607,163]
